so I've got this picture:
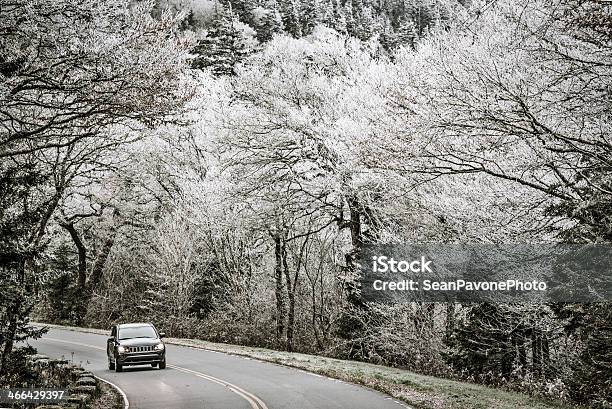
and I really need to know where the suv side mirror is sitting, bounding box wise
[158,332,165,338]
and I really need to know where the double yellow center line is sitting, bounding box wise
[169,365,268,409]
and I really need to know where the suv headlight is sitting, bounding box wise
[154,343,164,351]
[117,345,127,353]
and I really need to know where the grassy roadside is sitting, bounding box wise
[93,381,124,409]
[34,322,577,409]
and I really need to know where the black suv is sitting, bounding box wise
[107,323,166,372]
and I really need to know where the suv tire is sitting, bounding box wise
[109,360,115,370]
[159,360,166,369]
[116,363,123,372]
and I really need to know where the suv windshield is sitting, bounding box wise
[118,326,157,340]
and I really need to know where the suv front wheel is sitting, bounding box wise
[159,360,166,369]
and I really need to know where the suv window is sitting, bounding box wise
[118,325,157,340]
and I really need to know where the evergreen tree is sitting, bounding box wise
[359,6,376,40]
[278,0,303,37]
[395,15,418,48]
[349,0,375,40]
[257,0,284,42]
[301,0,323,35]
[343,0,356,34]
[319,0,336,29]
[192,4,248,76]
[332,0,348,34]
[562,303,612,406]
[220,0,255,27]
[402,0,425,36]
[44,243,88,325]
[0,163,47,376]
[445,304,541,384]
[547,168,612,406]
[378,15,394,50]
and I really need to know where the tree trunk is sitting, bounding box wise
[0,306,19,373]
[425,303,435,330]
[347,195,362,258]
[541,332,550,377]
[516,335,527,373]
[31,192,62,246]
[273,234,286,344]
[87,235,115,292]
[532,330,541,377]
[61,222,87,288]
[0,258,25,373]
[283,240,296,352]
[344,195,364,306]
[87,208,120,294]
[311,290,323,350]
[446,302,456,340]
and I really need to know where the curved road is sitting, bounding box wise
[29,328,408,409]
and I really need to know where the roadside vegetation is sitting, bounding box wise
[92,382,124,409]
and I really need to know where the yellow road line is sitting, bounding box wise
[39,337,268,409]
[169,365,260,409]
[171,367,269,409]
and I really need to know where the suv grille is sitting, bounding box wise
[126,345,153,353]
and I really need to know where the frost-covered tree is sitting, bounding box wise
[257,0,284,42]
[395,15,418,48]
[391,0,611,241]
[278,0,303,37]
[192,5,249,76]
[300,0,324,34]
[0,0,191,375]
[387,0,611,403]
[222,28,421,351]
[221,0,255,26]
[350,0,375,40]
[0,0,190,158]
[331,0,348,34]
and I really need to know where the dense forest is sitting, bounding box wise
[1,0,610,407]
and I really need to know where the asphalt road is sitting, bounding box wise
[29,328,408,409]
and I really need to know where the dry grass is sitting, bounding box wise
[93,381,123,409]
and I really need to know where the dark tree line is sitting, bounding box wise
[189,0,464,75]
